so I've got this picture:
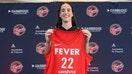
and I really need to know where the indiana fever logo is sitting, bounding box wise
[86,5,99,17]
[111,60,124,72]
[13,24,26,36]
[36,6,49,17]
[10,61,23,73]
[110,24,122,35]
[89,42,99,54]
[36,42,46,54]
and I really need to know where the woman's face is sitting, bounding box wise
[59,3,73,23]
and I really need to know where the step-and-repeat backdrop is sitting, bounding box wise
[0,2,131,74]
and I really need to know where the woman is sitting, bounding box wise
[44,2,92,74]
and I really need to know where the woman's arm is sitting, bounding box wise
[44,29,54,53]
[82,29,92,54]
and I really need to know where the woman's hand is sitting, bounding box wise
[82,29,92,41]
[45,29,54,43]
[82,29,92,54]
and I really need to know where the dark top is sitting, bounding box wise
[57,26,78,31]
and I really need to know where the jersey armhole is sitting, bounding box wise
[86,54,93,63]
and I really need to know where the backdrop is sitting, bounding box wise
[0,2,131,74]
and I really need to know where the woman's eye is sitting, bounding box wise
[61,9,65,12]
[67,9,71,12]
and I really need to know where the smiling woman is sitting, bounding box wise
[44,2,93,74]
